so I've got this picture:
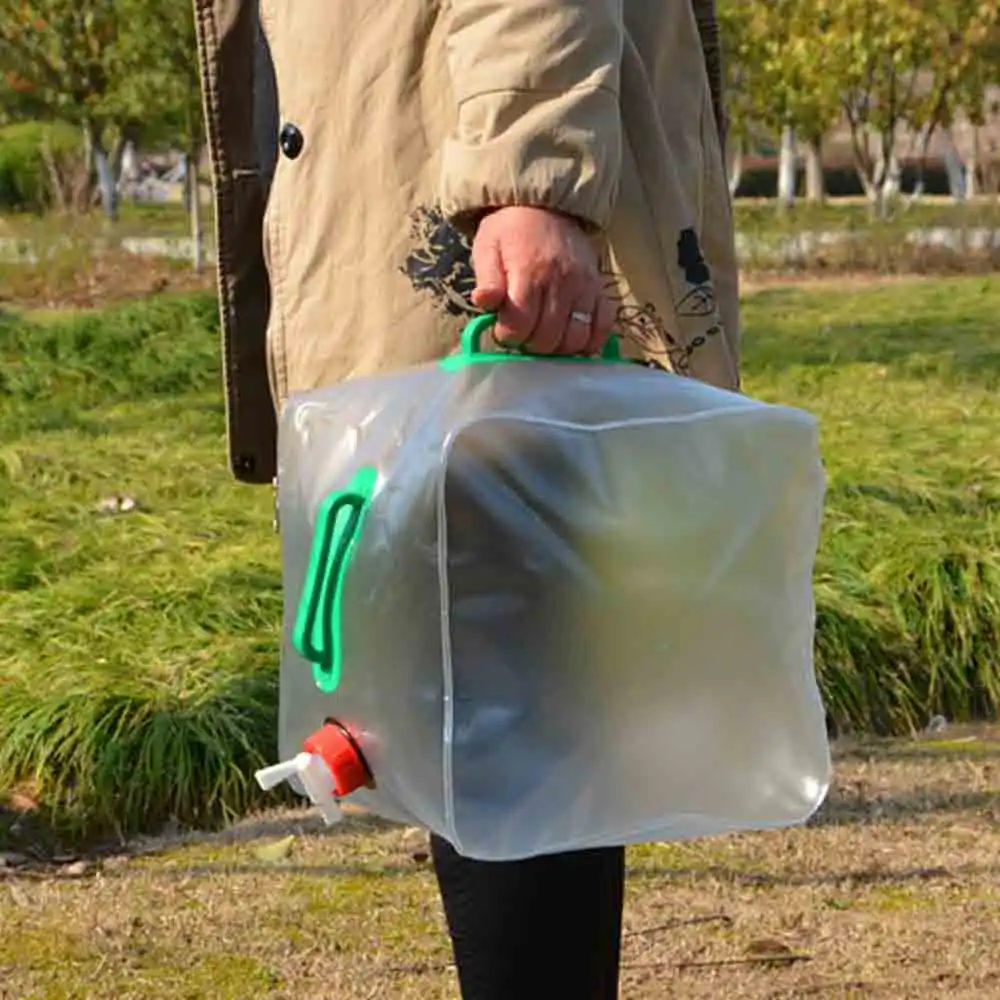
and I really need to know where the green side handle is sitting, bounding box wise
[292,466,378,693]
[441,313,625,370]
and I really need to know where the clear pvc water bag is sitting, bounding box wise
[257,315,831,861]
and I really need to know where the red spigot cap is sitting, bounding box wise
[302,721,371,798]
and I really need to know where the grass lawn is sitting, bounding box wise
[0,295,280,841]
[744,275,1000,730]
[2,274,1000,842]
[1,272,999,997]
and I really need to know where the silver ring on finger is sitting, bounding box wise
[570,310,593,325]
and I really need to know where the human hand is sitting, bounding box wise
[470,206,615,356]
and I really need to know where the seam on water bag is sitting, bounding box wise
[436,446,461,848]
[443,406,799,438]
[440,313,630,372]
[292,466,378,693]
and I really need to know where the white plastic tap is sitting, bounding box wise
[255,752,344,826]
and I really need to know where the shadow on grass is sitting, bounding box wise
[809,787,999,827]
[825,481,1000,518]
[82,860,994,889]
[20,846,996,897]
[834,743,1000,765]
[4,861,430,883]
[6,747,996,866]
[626,860,999,890]
[0,806,394,864]
[743,282,1000,383]
[0,803,72,859]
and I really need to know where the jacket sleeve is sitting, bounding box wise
[440,0,624,234]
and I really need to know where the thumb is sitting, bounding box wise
[471,237,507,311]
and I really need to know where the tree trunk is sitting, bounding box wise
[81,123,94,179]
[189,147,204,273]
[862,137,893,221]
[880,152,902,204]
[727,139,744,197]
[39,134,67,213]
[941,129,966,201]
[846,120,890,220]
[94,147,118,221]
[79,122,95,213]
[965,128,980,199]
[848,126,874,198]
[85,121,118,222]
[181,153,191,214]
[110,130,130,198]
[804,137,825,203]
[777,125,797,210]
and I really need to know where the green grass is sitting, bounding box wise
[743,276,1000,732]
[0,295,283,839]
[2,200,196,239]
[1,277,999,840]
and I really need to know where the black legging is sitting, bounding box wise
[430,834,626,1000]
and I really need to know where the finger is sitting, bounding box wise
[529,284,575,355]
[471,287,506,312]
[471,237,507,312]
[495,270,542,347]
[562,300,595,356]
[586,293,617,355]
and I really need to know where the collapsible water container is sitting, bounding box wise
[256,315,831,861]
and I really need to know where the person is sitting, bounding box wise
[194,1,739,996]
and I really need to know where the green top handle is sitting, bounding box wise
[441,312,625,370]
[294,314,624,693]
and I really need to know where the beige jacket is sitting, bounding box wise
[194,0,739,484]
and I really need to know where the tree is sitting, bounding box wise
[1,66,46,125]
[115,0,206,269]
[0,0,205,234]
[0,2,129,217]
[718,0,843,205]
[819,0,1000,214]
[925,3,1000,198]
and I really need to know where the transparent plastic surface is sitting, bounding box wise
[276,352,831,860]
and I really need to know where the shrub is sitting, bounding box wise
[0,121,83,212]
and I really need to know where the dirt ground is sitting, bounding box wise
[2,730,998,1000]
[737,272,928,296]
[0,246,214,313]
